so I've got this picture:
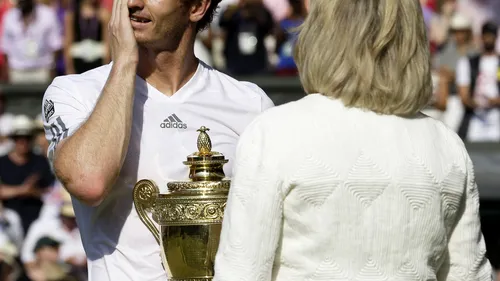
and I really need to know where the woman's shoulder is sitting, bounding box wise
[252,94,321,124]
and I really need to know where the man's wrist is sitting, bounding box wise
[112,59,138,71]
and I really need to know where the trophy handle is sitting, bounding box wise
[133,179,160,244]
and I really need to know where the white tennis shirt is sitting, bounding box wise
[42,61,274,281]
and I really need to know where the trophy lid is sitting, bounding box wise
[183,126,229,165]
[166,126,229,194]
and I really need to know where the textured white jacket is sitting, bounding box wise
[213,94,492,281]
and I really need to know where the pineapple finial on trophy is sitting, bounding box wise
[197,126,212,155]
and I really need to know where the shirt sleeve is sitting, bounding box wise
[455,57,471,87]
[439,153,493,280]
[213,118,284,281]
[42,77,89,166]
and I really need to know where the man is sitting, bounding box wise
[0,115,55,234]
[219,0,274,75]
[41,0,274,280]
[22,193,85,276]
[433,13,476,131]
[25,236,77,281]
[456,22,500,142]
[0,0,62,83]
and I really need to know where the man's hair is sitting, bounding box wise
[293,0,432,116]
[183,0,221,32]
[482,21,498,37]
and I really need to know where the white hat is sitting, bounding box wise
[450,13,472,30]
[9,115,35,137]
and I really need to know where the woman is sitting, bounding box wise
[213,0,492,280]
[63,0,110,74]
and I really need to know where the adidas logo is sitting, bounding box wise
[160,114,187,129]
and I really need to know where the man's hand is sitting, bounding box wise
[109,0,138,65]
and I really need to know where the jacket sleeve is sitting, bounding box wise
[213,118,284,281]
[439,153,492,281]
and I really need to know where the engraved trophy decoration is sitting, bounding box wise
[133,126,230,281]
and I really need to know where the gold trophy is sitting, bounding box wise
[133,126,230,281]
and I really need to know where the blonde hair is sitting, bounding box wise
[294,0,432,116]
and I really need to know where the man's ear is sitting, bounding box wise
[189,0,211,25]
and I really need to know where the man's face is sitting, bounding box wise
[128,0,191,50]
[36,247,59,263]
[453,29,470,45]
[482,33,497,52]
[13,135,32,155]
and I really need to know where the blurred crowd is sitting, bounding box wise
[0,101,86,280]
[0,0,497,280]
[0,0,309,82]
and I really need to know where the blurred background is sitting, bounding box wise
[0,0,500,280]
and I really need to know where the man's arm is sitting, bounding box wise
[49,0,138,207]
[0,174,40,200]
[0,184,29,200]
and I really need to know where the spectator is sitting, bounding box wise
[219,0,274,75]
[0,115,55,234]
[457,22,500,142]
[274,0,305,76]
[0,0,62,84]
[434,13,477,131]
[22,192,86,279]
[26,237,78,281]
[63,0,110,74]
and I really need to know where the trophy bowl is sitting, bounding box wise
[133,126,230,281]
